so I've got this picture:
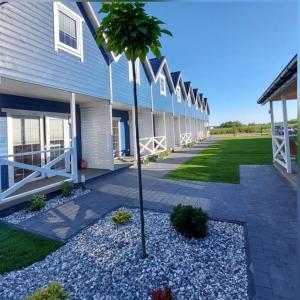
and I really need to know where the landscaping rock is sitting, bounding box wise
[0,208,248,299]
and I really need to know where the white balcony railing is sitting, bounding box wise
[180,133,192,146]
[139,136,167,156]
[0,147,75,203]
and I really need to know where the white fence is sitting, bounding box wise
[0,147,76,203]
[272,135,291,172]
[180,133,192,146]
[139,136,167,156]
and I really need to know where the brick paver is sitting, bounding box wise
[19,138,297,300]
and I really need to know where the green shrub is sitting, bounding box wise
[170,204,208,238]
[25,282,69,300]
[60,181,72,197]
[112,210,133,224]
[26,194,46,212]
[143,154,158,165]
[158,150,171,160]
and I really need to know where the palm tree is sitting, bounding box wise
[96,1,172,258]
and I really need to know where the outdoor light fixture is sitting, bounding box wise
[81,174,86,191]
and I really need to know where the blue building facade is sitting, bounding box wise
[0,1,210,197]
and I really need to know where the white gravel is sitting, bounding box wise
[0,208,248,300]
[0,189,90,224]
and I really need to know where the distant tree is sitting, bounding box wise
[220,121,243,128]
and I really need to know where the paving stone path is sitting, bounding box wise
[18,138,297,300]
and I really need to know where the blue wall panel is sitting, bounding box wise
[112,56,151,108]
[0,2,110,100]
[173,88,186,116]
[152,69,173,113]
[112,109,130,156]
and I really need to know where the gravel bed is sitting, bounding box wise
[0,189,90,224]
[0,208,248,300]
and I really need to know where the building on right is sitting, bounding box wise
[257,55,297,174]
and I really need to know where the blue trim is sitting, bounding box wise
[0,93,82,161]
[112,109,130,156]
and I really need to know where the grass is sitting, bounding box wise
[0,223,63,274]
[166,136,272,184]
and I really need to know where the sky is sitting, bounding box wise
[93,1,297,126]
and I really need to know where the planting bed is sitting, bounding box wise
[0,208,248,299]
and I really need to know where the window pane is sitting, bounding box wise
[58,11,77,49]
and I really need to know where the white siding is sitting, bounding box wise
[174,116,180,146]
[138,111,153,139]
[153,114,165,137]
[165,113,175,149]
[180,116,186,134]
[80,101,113,170]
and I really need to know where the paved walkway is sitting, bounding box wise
[19,138,297,300]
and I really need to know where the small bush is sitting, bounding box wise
[25,282,69,300]
[60,181,72,197]
[158,150,171,160]
[151,286,172,300]
[26,194,46,212]
[170,204,208,238]
[112,210,132,224]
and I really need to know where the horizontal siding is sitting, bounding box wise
[173,89,186,117]
[112,56,151,108]
[152,69,173,114]
[80,102,113,170]
[0,2,110,100]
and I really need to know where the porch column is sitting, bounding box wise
[131,106,138,163]
[282,98,292,173]
[70,93,78,183]
[269,101,276,161]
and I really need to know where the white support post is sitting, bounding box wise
[131,106,138,163]
[269,101,276,161]
[282,99,292,173]
[70,93,78,183]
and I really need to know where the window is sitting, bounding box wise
[128,59,140,84]
[159,74,166,96]
[188,94,191,107]
[196,101,199,110]
[53,2,84,61]
[176,87,181,102]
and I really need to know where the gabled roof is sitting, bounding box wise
[184,81,196,104]
[170,71,187,100]
[148,57,175,93]
[193,88,198,100]
[149,57,165,76]
[171,71,181,88]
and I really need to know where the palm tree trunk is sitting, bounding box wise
[132,58,147,259]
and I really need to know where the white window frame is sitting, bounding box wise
[159,74,166,96]
[5,109,70,187]
[128,59,141,85]
[176,86,181,102]
[53,2,84,62]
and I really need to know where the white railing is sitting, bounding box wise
[139,136,166,156]
[0,147,75,203]
[272,135,290,171]
[180,133,192,146]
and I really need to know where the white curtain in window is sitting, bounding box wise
[59,11,76,38]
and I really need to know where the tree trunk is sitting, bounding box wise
[132,58,147,259]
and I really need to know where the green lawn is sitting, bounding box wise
[0,223,63,274]
[167,136,272,183]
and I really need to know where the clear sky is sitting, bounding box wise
[93,1,297,126]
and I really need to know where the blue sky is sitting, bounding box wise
[93,1,297,126]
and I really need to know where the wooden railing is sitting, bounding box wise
[180,133,192,146]
[139,136,166,156]
[0,147,75,203]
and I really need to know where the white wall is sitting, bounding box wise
[165,113,175,149]
[174,116,180,146]
[80,101,114,170]
[153,113,165,137]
